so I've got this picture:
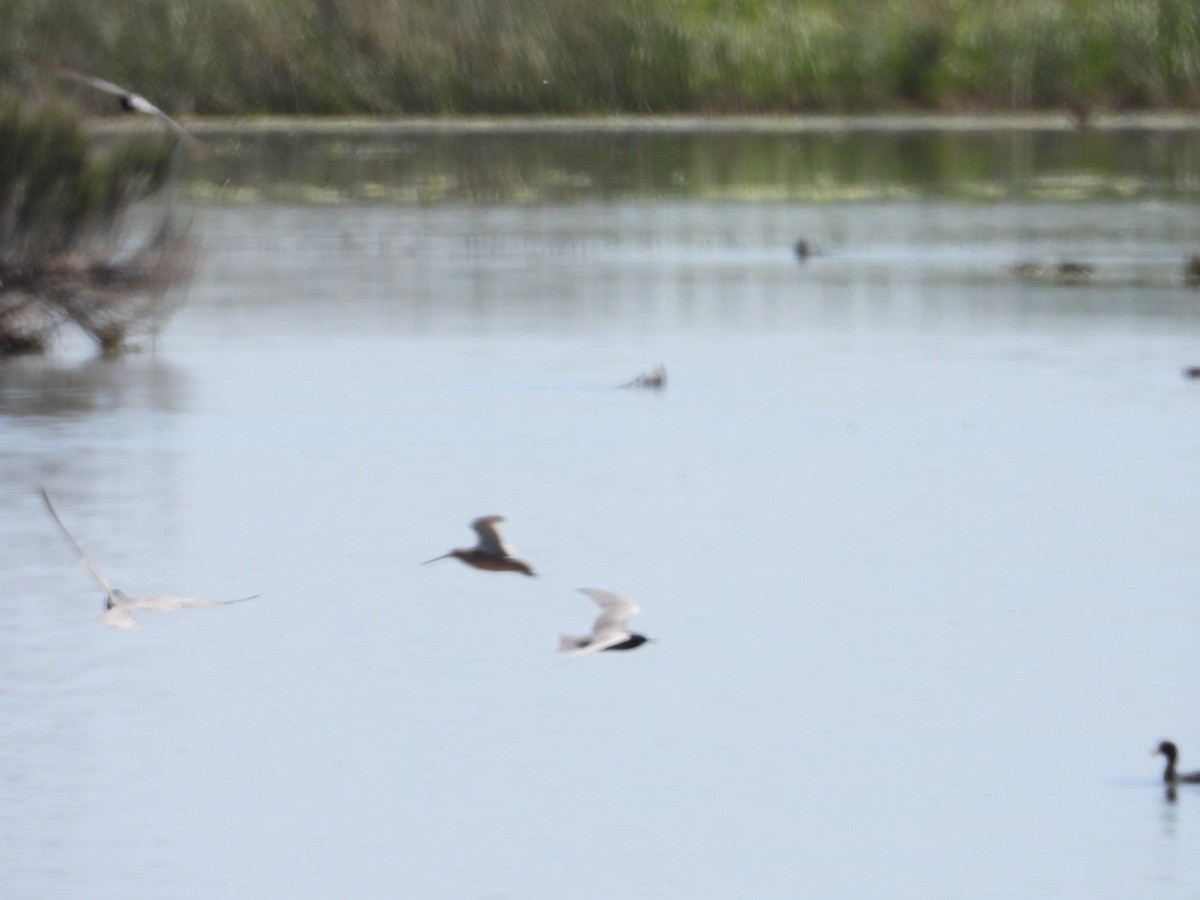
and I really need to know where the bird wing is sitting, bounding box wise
[578,588,639,633]
[40,488,114,602]
[99,607,140,632]
[35,60,216,158]
[127,594,260,612]
[35,60,130,97]
[141,106,216,158]
[472,516,513,556]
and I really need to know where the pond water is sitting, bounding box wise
[3,124,1200,898]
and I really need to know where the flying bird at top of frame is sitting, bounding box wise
[35,60,216,159]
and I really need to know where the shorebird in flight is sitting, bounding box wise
[558,588,652,661]
[423,516,535,576]
[40,488,258,632]
[35,60,216,158]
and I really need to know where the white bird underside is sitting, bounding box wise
[559,632,631,661]
[40,488,258,632]
[559,588,640,661]
[471,515,516,557]
[99,608,140,633]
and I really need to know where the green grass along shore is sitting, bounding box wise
[3,0,1199,116]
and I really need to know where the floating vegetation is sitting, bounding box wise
[1009,259,1096,285]
[173,122,1200,208]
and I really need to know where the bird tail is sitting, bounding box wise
[557,634,585,653]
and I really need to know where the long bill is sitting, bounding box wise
[421,552,454,566]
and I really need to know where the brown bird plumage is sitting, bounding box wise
[422,516,535,576]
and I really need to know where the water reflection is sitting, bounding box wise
[189,198,1200,338]
[0,355,185,419]
[6,125,1200,899]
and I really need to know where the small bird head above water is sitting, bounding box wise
[1156,740,1178,759]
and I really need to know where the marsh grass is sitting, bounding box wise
[3,0,1197,116]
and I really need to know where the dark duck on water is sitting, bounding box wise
[1155,741,1200,786]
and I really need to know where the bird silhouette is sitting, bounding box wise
[558,588,651,661]
[40,488,258,632]
[35,60,215,158]
[422,516,535,576]
[1155,741,1200,785]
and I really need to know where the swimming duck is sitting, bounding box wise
[1155,741,1200,785]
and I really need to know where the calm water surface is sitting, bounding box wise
[3,127,1200,898]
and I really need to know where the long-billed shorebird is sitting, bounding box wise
[35,60,215,158]
[422,516,535,576]
[40,488,258,632]
[558,588,652,661]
